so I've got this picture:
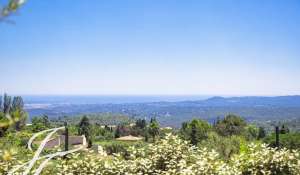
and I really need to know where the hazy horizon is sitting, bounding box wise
[17,94,300,106]
[5,93,300,97]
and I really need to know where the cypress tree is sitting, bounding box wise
[115,125,121,138]
[78,116,92,147]
[3,93,11,114]
[190,123,198,145]
[0,95,2,112]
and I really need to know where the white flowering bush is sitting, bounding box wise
[52,134,234,175]
[0,148,31,175]
[1,134,300,175]
[231,143,300,175]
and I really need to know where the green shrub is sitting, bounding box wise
[264,132,300,150]
[199,132,241,160]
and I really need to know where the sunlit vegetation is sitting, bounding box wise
[0,95,300,174]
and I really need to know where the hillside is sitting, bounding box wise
[25,96,300,128]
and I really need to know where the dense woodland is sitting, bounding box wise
[0,94,300,174]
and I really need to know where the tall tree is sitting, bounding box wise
[3,93,12,114]
[148,117,160,142]
[136,119,147,129]
[115,125,121,138]
[0,94,28,134]
[78,115,92,147]
[42,115,50,128]
[190,124,198,145]
[12,96,24,111]
[214,114,247,137]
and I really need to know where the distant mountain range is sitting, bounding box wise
[25,95,300,127]
[164,95,300,107]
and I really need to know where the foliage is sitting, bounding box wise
[3,93,12,114]
[54,134,236,175]
[215,114,247,137]
[180,119,211,145]
[0,112,10,137]
[199,132,241,160]
[114,124,132,138]
[135,119,147,129]
[0,130,299,174]
[57,113,134,126]
[148,118,160,141]
[243,124,259,141]
[114,125,121,138]
[264,132,300,150]
[97,140,145,156]
[0,94,28,136]
[258,126,267,139]
[46,134,300,175]
[78,115,92,147]
[11,109,28,131]
[232,143,300,175]
[0,0,25,20]
[0,132,33,174]
[30,115,51,132]
[91,125,114,141]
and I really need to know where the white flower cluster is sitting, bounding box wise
[53,134,300,175]
[231,143,300,175]
[1,134,300,174]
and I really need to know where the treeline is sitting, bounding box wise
[29,114,163,151]
[2,94,299,159]
[30,112,300,155]
[178,114,300,159]
[51,113,135,126]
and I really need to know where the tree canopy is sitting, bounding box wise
[78,115,92,147]
[215,114,247,136]
[180,119,211,145]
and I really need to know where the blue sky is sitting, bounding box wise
[1,0,300,96]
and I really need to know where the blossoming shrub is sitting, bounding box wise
[55,135,235,174]
[0,148,33,175]
[1,134,300,174]
[232,143,300,175]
